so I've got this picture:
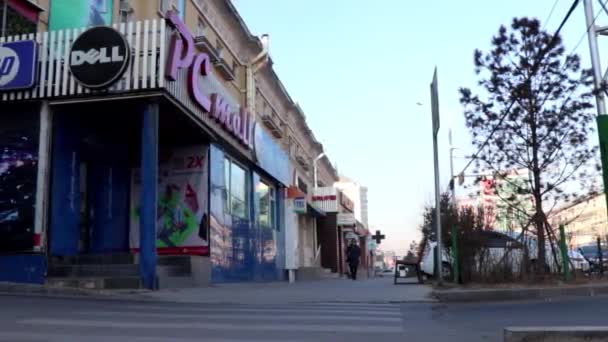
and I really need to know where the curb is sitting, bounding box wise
[0,282,154,303]
[0,282,437,305]
[432,284,608,303]
[504,326,608,342]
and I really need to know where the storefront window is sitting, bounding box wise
[223,158,248,219]
[0,108,39,252]
[1,2,37,37]
[230,163,247,219]
[257,181,277,230]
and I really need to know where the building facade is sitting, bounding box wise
[0,0,349,287]
[550,194,608,248]
[334,175,369,229]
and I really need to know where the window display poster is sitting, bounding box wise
[130,145,209,256]
[49,0,113,31]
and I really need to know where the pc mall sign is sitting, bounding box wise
[165,11,253,149]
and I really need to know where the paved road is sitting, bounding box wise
[0,295,405,341]
[138,276,431,304]
[1,294,608,341]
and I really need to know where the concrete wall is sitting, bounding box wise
[190,256,211,286]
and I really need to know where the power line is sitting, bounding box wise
[599,0,608,16]
[543,0,561,30]
[457,0,581,177]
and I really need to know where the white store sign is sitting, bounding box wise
[337,213,356,226]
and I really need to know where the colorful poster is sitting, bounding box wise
[0,111,38,252]
[130,145,209,255]
[49,0,113,31]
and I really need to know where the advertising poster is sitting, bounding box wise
[0,112,38,252]
[130,145,209,255]
[49,0,113,31]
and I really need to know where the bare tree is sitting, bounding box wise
[459,17,597,275]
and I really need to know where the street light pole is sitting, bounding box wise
[449,129,456,204]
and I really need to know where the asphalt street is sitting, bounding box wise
[0,294,607,341]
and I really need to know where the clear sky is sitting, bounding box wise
[232,0,603,254]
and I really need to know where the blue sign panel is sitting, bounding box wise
[0,40,37,91]
[253,123,290,186]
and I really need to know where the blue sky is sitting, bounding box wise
[233,0,602,254]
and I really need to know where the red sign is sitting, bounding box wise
[340,192,354,212]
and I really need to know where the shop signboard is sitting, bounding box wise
[345,231,358,240]
[0,40,37,91]
[337,213,356,226]
[368,239,377,251]
[293,196,306,214]
[69,26,130,89]
[164,10,255,150]
[130,145,209,256]
[340,191,355,213]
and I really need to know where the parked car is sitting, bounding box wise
[420,230,528,280]
[577,244,608,273]
[568,249,590,271]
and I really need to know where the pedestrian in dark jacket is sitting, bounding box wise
[346,240,361,280]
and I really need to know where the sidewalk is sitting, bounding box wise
[133,276,434,305]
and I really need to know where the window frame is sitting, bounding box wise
[257,179,277,230]
[196,17,206,36]
[223,157,249,220]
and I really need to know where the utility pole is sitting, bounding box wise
[584,0,607,115]
[583,0,608,217]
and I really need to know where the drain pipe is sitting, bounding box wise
[246,34,270,110]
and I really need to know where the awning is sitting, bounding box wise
[307,204,325,217]
[356,220,369,236]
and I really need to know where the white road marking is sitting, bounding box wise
[124,305,402,316]
[0,331,296,342]
[76,310,403,323]
[19,318,404,334]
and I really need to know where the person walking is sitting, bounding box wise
[346,239,361,280]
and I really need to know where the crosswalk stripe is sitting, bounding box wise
[0,331,296,342]
[19,318,404,334]
[76,310,403,323]
[125,305,402,316]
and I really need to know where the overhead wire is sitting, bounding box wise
[543,0,561,31]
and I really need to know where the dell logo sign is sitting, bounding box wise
[69,26,130,89]
[71,47,125,66]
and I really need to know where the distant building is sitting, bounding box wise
[549,193,608,248]
[383,250,396,268]
[460,169,533,232]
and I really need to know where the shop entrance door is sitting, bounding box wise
[80,140,130,255]
[50,112,131,257]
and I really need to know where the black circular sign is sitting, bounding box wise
[69,26,130,89]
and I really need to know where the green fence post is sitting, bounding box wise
[451,225,460,284]
[559,224,570,281]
